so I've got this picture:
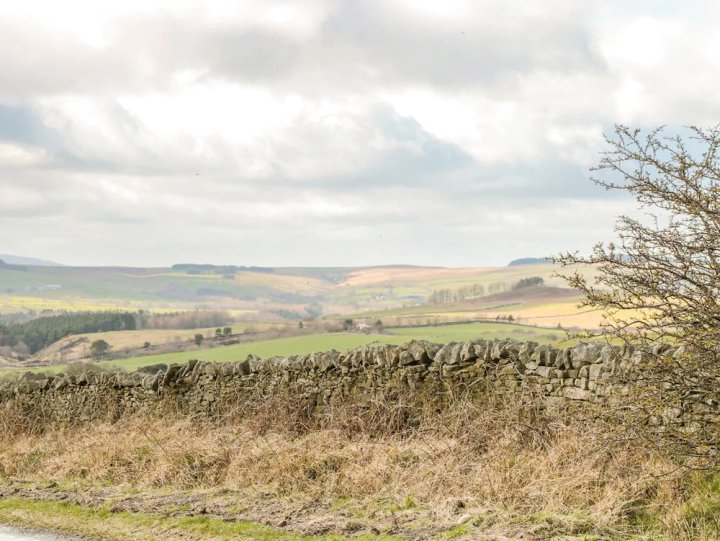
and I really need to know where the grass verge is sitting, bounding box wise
[0,392,715,540]
[0,497,403,541]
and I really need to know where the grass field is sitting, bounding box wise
[77,322,566,372]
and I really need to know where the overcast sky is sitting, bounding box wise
[1,0,718,267]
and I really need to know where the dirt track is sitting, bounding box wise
[0,480,609,540]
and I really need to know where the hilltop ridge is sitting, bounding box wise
[0,254,63,266]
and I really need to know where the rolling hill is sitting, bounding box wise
[0,254,63,266]
[0,262,587,320]
[0,261,601,370]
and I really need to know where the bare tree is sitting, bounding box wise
[554,125,720,465]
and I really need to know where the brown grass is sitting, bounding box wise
[1,391,716,539]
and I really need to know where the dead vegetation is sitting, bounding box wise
[0,392,718,539]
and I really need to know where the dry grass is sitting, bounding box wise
[0,392,716,539]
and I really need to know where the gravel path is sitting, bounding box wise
[0,526,84,541]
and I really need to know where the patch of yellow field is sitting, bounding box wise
[241,273,331,296]
[488,300,635,330]
[339,267,495,287]
[515,310,607,329]
[434,299,605,329]
[0,296,260,316]
[137,270,331,296]
[0,297,124,313]
[335,264,594,295]
[93,324,291,348]
[34,323,290,364]
[349,294,605,330]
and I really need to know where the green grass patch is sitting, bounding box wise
[87,322,566,372]
[443,523,468,539]
[0,497,403,540]
[104,333,389,370]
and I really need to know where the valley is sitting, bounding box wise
[0,261,591,373]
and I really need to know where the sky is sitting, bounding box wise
[1,0,719,267]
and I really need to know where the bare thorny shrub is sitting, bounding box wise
[554,125,720,468]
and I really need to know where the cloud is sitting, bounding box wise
[1,0,718,266]
[0,0,602,97]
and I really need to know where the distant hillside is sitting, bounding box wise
[508,257,549,266]
[0,261,586,326]
[0,254,62,266]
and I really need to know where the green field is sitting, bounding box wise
[82,322,566,372]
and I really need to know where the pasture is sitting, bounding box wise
[83,321,566,371]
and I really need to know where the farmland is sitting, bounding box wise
[0,261,595,371]
[0,261,592,323]
[31,321,566,374]
[105,321,564,370]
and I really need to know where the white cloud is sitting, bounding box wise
[0,0,717,266]
[0,144,48,168]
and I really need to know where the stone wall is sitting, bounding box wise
[0,339,680,427]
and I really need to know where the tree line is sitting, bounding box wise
[171,264,274,276]
[137,310,233,330]
[0,309,239,355]
[428,283,491,304]
[427,277,543,305]
[0,312,137,354]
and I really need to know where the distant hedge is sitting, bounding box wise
[171,263,274,274]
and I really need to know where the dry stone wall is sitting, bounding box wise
[0,339,680,426]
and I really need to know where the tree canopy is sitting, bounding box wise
[0,312,136,354]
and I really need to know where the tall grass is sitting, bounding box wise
[0,390,715,539]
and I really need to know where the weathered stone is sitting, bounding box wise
[497,363,521,376]
[571,343,604,369]
[589,364,604,380]
[563,387,592,401]
[536,366,553,378]
[434,343,457,365]
[406,340,436,363]
[531,344,550,365]
[554,348,569,369]
[385,347,400,368]
[398,350,416,366]
[235,360,251,376]
[518,341,537,364]
[162,364,182,386]
[0,338,692,425]
[459,342,477,363]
